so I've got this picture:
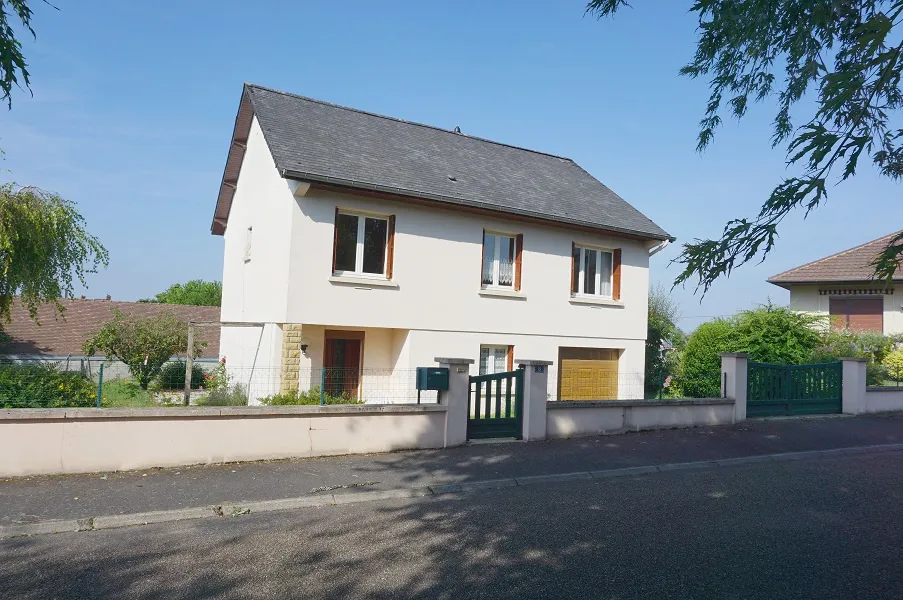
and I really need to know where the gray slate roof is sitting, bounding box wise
[237,84,670,240]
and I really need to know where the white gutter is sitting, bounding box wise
[648,239,672,257]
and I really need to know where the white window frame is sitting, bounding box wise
[334,210,389,279]
[479,345,510,376]
[482,231,516,289]
[573,245,614,299]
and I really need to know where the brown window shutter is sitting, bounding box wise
[386,215,396,279]
[331,207,340,273]
[570,242,576,294]
[514,234,524,291]
[480,229,486,285]
[507,345,514,371]
[612,248,622,300]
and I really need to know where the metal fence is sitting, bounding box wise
[0,358,436,408]
[546,369,653,401]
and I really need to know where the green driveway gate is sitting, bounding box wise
[747,362,843,417]
[467,368,524,440]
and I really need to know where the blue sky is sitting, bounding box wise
[2,1,899,331]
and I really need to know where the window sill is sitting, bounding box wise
[329,275,399,289]
[569,296,624,308]
[478,288,527,301]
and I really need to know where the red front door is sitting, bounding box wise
[323,334,362,399]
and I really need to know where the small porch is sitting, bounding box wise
[282,324,436,404]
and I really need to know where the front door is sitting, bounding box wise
[324,331,363,399]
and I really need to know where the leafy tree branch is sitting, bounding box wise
[588,0,903,291]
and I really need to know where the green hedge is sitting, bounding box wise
[0,363,96,408]
[261,386,361,406]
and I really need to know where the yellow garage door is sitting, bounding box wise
[558,348,619,401]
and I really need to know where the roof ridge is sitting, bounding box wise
[244,83,575,163]
[768,230,903,281]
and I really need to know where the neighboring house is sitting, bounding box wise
[212,84,671,403]
[768,231,903,335]
[0,298,221,378]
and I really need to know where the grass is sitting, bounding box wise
[100,378,179,408]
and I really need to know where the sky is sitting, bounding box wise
[2,0,900,331]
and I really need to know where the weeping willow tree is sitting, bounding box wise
[0,184,108,322]
[589,0,903,291]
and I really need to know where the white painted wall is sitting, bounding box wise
[863,388,903,413]
[0,406,447,477]
[286,188,651,341]
[546,400,735,438]
[787,284,902,335]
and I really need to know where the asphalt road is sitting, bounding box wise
[4,413,903,526]
[3,451,903,599]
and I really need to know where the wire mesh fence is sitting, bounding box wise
[0,358,437,408]
[546,369,655,401]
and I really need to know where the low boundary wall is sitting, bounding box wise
[0,405,447,477]
[546,399,735,439]
[864,387,903,414]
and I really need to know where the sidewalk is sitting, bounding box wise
[2,412,901,526]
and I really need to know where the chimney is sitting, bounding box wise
[105,295,111,301]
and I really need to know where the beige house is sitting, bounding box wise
[768,231,903,335]
[212,84,671,403]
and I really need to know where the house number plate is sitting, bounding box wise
[534,366,545,374]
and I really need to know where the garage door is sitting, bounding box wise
[829,298,883,333]
[558,347,619,401]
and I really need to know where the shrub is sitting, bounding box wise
[0,363,96,408]
[681,319,735,398]
[809,330,901,385]
[197,384,249,406]
[261,386,361,406]
[884,347,903,383]
[155,361,205,390]
[731,305,824,364]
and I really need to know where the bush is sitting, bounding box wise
[809,330,901,386]
[0,363,96,408]
[681,319,735,398]
[197,384,249,406]
[261,386,361,406]
[155,361,205,390]
[732,305,823,364]
[883,347,903,383]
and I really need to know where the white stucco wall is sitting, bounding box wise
[286,188,651,342]
[546,399,735,438]
[219,116,297,351]
[787,284,902,335]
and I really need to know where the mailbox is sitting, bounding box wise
[416,367,449,391]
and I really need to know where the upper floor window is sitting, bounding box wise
[482,231,523,290]
[332,210,396,278]
[572,244,619,299]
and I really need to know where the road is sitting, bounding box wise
[3,451,903,599]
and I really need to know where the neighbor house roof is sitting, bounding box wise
[211,84,671,241]
[0,298,221,358]
[768,231,903,288]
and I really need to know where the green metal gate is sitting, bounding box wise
[468,368,524,440]
[747,362,843,417]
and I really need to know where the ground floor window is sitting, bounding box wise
[829,297,883,333]
[479,345,513,375]
[557,347,620,401]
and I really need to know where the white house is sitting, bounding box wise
[212,84,671,403]
[769,231,903,335]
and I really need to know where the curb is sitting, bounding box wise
[3,442,902,540]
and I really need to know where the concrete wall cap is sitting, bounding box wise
[840,357,870,363]
[517,360,554,366]
[434,357,475,365]
[546,398,734,408]
[0,404,448,421]
[719,352,749,358]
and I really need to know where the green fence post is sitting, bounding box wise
[320,368,326,406]
[96,363,104,408]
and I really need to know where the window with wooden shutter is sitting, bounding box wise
[506,345,514,371]
[481,230,517,288]
[514,234,523,291]
[571,244,615,299]
[385,215,396,279]
[830,298,883,333]
[332,209,392,278]
[612,248,622,301]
